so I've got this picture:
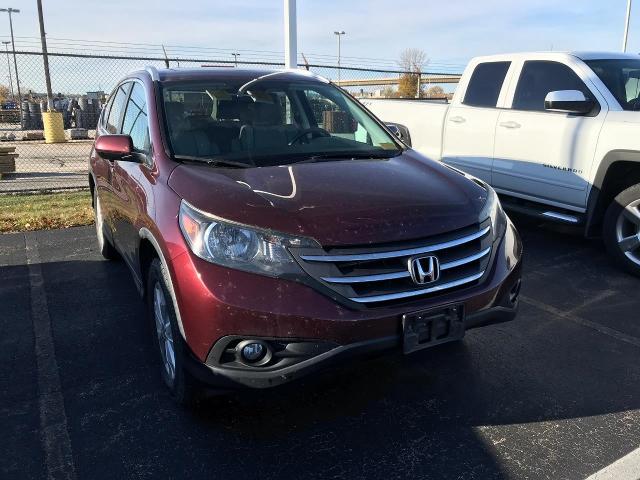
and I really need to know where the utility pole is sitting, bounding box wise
[231,52,240,67]
[0,8,21,117]
[36,0,54,110]
[2,41,14,100]
[623,0,633,52]
[284,0,297,69]
[334,31,345,85]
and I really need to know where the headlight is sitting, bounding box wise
[179,200,316,277]
[478,184,507,241]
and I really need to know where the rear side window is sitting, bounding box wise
[463,62,511,108]
[100,95,114,130]
[121,83,149,152]
[512,61,594,112]
[105,82,131,134]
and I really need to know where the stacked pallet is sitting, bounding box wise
[0,146,17,179]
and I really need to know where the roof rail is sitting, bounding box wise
[145,65,160,82]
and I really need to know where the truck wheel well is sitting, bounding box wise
[590,161,640,233]
[139,238,159,297]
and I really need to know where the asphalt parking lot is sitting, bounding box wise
[1,215,638,480]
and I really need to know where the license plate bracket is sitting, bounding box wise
[402,304,465,354]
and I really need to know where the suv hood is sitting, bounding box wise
[168,151,488,246]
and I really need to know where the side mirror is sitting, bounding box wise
[544,90,595,115]
[385,122,412,147]
[95,134,134,161]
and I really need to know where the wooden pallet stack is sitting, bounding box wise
[0,146,17,179]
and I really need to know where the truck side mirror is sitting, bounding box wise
[385,122,412,147]
[544,90,595,115]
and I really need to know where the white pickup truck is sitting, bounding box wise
[362,51,640,276]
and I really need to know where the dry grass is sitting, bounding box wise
[0,190,94,233]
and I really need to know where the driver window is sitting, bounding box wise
[512,61,595,112]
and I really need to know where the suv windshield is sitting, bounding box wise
[585,59,640,111]
[161,75,401,167]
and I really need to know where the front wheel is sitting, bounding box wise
[603,184,640,276]
[146,258,201,406]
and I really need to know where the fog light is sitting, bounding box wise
[241,342,266,362]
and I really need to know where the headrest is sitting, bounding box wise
[252,101,282,126]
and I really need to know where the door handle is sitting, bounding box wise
[499,121,521,129]
[449,116,466,124]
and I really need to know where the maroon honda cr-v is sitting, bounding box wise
[89,66,522,405]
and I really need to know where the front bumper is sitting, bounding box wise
[170,220,522,389]
[183,298,519,390]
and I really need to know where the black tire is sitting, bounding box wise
[603,183,640,277]
[93,190,119,260]
[146,258,201,407]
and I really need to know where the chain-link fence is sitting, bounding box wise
[0,50,460,193]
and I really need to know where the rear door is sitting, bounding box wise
[493,60,607,210]
[441,61,512,183]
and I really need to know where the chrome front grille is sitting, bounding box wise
[290,221,493,307]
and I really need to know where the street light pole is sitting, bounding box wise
[623,0,633,52]
[232,52,240,67]
[2,41,14,100]
[0,8,21,117]
[334,31,345,85]
[36,0,54,111]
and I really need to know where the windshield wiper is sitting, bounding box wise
[174,155,251,169]
[292,151,399,164]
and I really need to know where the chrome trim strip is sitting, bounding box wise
[301,226,491,262]
[541,211,580,224]
[440,247,492,270]
[321,270,410,284]
[320,247,491,284]
[348,271,485,304]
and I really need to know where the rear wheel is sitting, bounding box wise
[93,190,118,260]
[603,184,640,276]
[146,258,201,406]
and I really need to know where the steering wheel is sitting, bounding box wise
[288,127,331,146]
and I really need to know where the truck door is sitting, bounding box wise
[492,60,607,210]
[441,61,512,183]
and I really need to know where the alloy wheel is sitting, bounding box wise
[153,282,176,381]
[615,198,640,267]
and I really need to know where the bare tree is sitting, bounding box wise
[398,48,428,73]
[397,48,428,98]
[425,85,445,98]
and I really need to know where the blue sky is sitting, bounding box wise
[3,0,638,69]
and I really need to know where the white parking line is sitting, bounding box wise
[521,296,640,348]
[585,446,640,480]
[521,296,640,479]
[25,233,76,480]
